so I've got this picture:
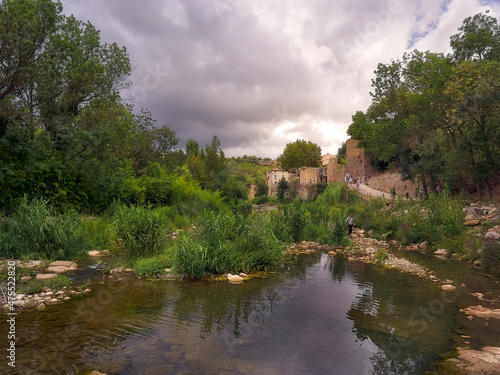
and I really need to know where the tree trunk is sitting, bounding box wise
[475,183,482,199]
[483,179,492,199]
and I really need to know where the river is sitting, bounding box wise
[1,251,498,375]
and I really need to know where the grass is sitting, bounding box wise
[174,210,285,278]
[133,252,175,278]
[113,204,171,258]
[0,196,91,260]
[17,275,71,295]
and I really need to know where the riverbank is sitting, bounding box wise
[339,228,500,375]
[2,223,499,374]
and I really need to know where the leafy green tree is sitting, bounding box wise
[450,11,500,62]
[336,141,347,165]
[0,0,61,102]
[277,139,321,177]
[277,177,289,200]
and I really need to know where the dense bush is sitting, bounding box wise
[0,197,90,260]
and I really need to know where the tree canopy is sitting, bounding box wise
[277,139,321,176]
[347,12,500,198]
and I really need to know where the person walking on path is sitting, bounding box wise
[346,213,354,237]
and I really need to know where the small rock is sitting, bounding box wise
[441,285,456,291]
[464,220,480,226]
[227,273,244,283]
[125,268,134,273]
[36,303,46,311]
[88,250,102,256]
[434,249,449,256]
[20,276,32,281]
[22,260,43,269]
[36,273,57,280]
[239,272,248,277]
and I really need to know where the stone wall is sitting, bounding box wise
[265,139,379,198]
[343,139,377,180]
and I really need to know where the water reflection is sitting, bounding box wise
[0,253,459,374]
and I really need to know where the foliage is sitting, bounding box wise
[174,210,284,278]
[348,12,500,198]
[17,275,71,295]
[374,249,389,264]
[133,252,174,278]
[113,204,170,258]
[78,216,116,251]
[277,139,321,176]
[253,195,269,205]
[277,177,289,200]
[336,141,347,165]
[0,196,90,259]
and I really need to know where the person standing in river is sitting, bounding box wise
[346,213,354,237]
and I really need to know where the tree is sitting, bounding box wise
[277,177,289,200]
[450,11,500,62]
[336,141,347,165]
[277,139,321,177]
[0,0,61,102]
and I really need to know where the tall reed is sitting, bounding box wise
[0,196,89,259]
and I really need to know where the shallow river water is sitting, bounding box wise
[1,251,496,375]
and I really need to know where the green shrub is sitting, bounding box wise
[113,205,170,257]
[253,195,269,205]
[0,197,90,260]
[374,248,389,264]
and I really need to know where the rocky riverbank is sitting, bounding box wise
[286,228,500,375]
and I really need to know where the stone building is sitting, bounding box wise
[266,169,295,196]
[265,139,377,198]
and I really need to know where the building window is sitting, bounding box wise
[274,175,277,179]
[281,174,284,179]
[309,179,312,183]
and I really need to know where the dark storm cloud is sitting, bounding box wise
[60,0,496,157]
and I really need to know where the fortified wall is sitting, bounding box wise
[336,139,378,182]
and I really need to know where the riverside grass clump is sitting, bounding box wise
[174,210,284,279]
[0,197,90,260]
[113,204,171,258]
[347,190,466,246]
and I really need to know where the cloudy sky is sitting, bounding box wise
[60,0,500,158]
